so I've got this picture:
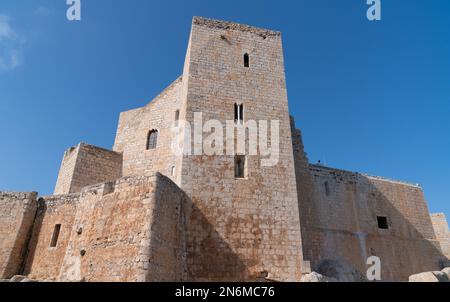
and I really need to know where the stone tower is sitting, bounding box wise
[177,17,304,281]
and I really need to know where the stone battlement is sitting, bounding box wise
[309,164,422,188]
[193,16,281,37]
[0,191,38,200]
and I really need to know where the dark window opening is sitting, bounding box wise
[240,104,244,123]
[50,224,61,247]
[147,130,158,150]
[235,155,247,179]
[244,53,250,68]
[377,216,389,230]
[325,181,330,196]
[234,104,244,124]
[175,110,180,124]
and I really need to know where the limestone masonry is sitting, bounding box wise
[1,17,449,282]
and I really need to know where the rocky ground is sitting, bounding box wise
[409,267,450,282]
[3,268,450,282]
[0,275,53,282]
[301,267,450,282]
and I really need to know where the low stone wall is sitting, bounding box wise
[21,174,186,282]
[0,192,38,279]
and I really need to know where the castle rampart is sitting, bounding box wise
[431,213,450,260]
[0,192,37,279]
[54,143,123,195]
[297,163,445,281]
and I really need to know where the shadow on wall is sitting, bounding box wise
[299,167,449,281]
[181,195,250,282]
[21,199,46,276]
[144,175,187,282]
[1,194,38,279]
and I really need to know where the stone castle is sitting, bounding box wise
[1,17,449,282]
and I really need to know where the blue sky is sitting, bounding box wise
[0,0,449,218]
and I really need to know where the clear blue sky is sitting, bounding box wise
[0,1,449,218]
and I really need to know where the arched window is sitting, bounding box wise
[147,130,158,150]
[244,53,250,68]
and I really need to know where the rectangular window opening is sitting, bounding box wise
[50,224,61,247]
[325,181,330,196]
[235,155,247,179]
[377,216,389,230]
[234,104,244,125]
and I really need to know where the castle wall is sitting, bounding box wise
[113,77,183,183]
[431,213,450,259]
[22,174,186,282]
[178,17,304,281]
[24,195,78,280]
[54,143,122,195]
[53,146,79,195]
[0,192,37,279]
[298,164,445,281]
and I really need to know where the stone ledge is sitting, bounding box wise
[193,16,281,37]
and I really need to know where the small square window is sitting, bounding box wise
[377,216,389,230]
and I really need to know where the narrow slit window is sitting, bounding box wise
[235,155,247,179]
[244,53,250,68]
[147,130,158,150]
[325,181,330,196]
[175,110,180,125]
[234,104,244,124]
[50,224,61,248]
[377,216,389,230]
[239,104,244,123]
